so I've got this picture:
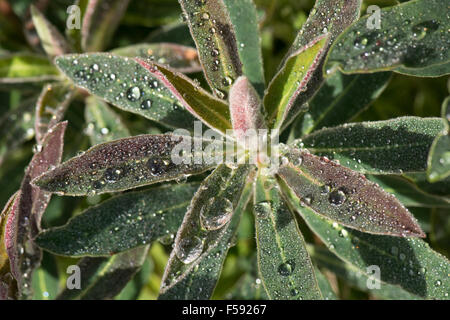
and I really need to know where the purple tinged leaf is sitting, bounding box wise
[229,76,265,140]
[32,134,223,196]
[5,121,67,298]
[136,59,232,135]
[278,146,425,238]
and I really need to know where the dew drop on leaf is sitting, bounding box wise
[176,236,204,264]
[199,198,233,231]
[278,260,295,276]
[328,189,347,206]
[254,201,272,219]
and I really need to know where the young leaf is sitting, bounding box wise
[36,183,199,256]
[281,0,362,130]
[229,76,265,140]
[57,246,149,300]
[30,5,71,58]
[55,53,197,131]
[297,117,445,174]
[35,82,74,143]
[427,97,450,182]
[308,245,421,300]
[33,134,221,196]
[111,43,201,74]
[295,204,450,299]
[326,0,450,76]
[6,122,67,298]
[81,0,131,52]
[223,0,265,96]
[0,54,59,84]
[178,0,242,98]
[253,173,322,300]
[136,59,232,134]
[289,71,392,139]
[84,96,130,146]
[159,164,256,300]
[264,34,329,129]
[277,146,425,238]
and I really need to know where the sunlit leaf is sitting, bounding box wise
[326,0,450,76]
[112,43,201,73]
[178,0,242,98]
[0,54,59,84]
[36,183,199,256]
[296,117,445,174]
[278,146,425,237]
[264,34,329,129]
[55,53,198,131]
[31,252,59,300]
[159,164,256,299]
[253,173,322,300]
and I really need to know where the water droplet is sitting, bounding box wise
[328,189,347,206]
[104,168,122,183]
[140,99,152,110]
[127,86,141,101]
[254,201,272,219]
[435,280,442,287]
[176,236,204,264]
[278,260,295,276]
[200,198,233,230]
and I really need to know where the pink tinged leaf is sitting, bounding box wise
[135,59,232,135]
[278,147,425,238]
[6,122,67,297]
[229,76,265,140]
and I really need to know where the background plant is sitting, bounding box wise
[0,0,449,300]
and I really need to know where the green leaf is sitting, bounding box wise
[289,71,392,139]
[326,0,450,76]
[111,43,201,73]
[31,252,59,300]
[84,96,130,146]
[65,0,89,52]
[55,53,197,131]
[281,0,362,130]
[253,173,322,300]
[81,0,131,52]
[427,97,450,182]
[147,23,195,47]
[278,146,425,237]
[297,117,445,174]
[0,54,60,84]
[313,266,337,300]
[308,245,421,299]
[226,273,268,300]
[30,5,71,58]
[122,0,181,27]
[159,164,256,300]
[33,133,221,196]
[116,257,153,300]
[295,205,450,299]
[264,34,329,129]
[405,172,450,198]
[223,0,265,96]
[36,183,199,256]
[35,82,74,143]
[58,246,149,300]
[178,0,242,98]
[366,175,450,208]
[136,59,232,134]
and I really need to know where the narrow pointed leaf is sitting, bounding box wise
[136,59,232,134]
[178,0,242,98]
[7,122,67,298]
[81,0,130,52]
[30,5,71,58]
[223,0,265,96]
[289,71,392,139]
[326,0,450,76]
[55,53,197,131]
[33,134,222,196]
[31,252,59,300]
[281,0,362,130]
[0,54,59,84]
[57,246,149,300]
[253,173,322,300]
[35,82,74,143]
[313,267,337,300]
[308,245,421,300]
[427,97,450,182]
[116,257,153,300]
[111,43,201,73]
[278,146,425,237]
[293,202,450,299]
[264,35,329,129]
[84,96,130,146]
[297,117,445,174]
[36,183,199,256]
[229,76,265,140]
[159,164,256,300]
